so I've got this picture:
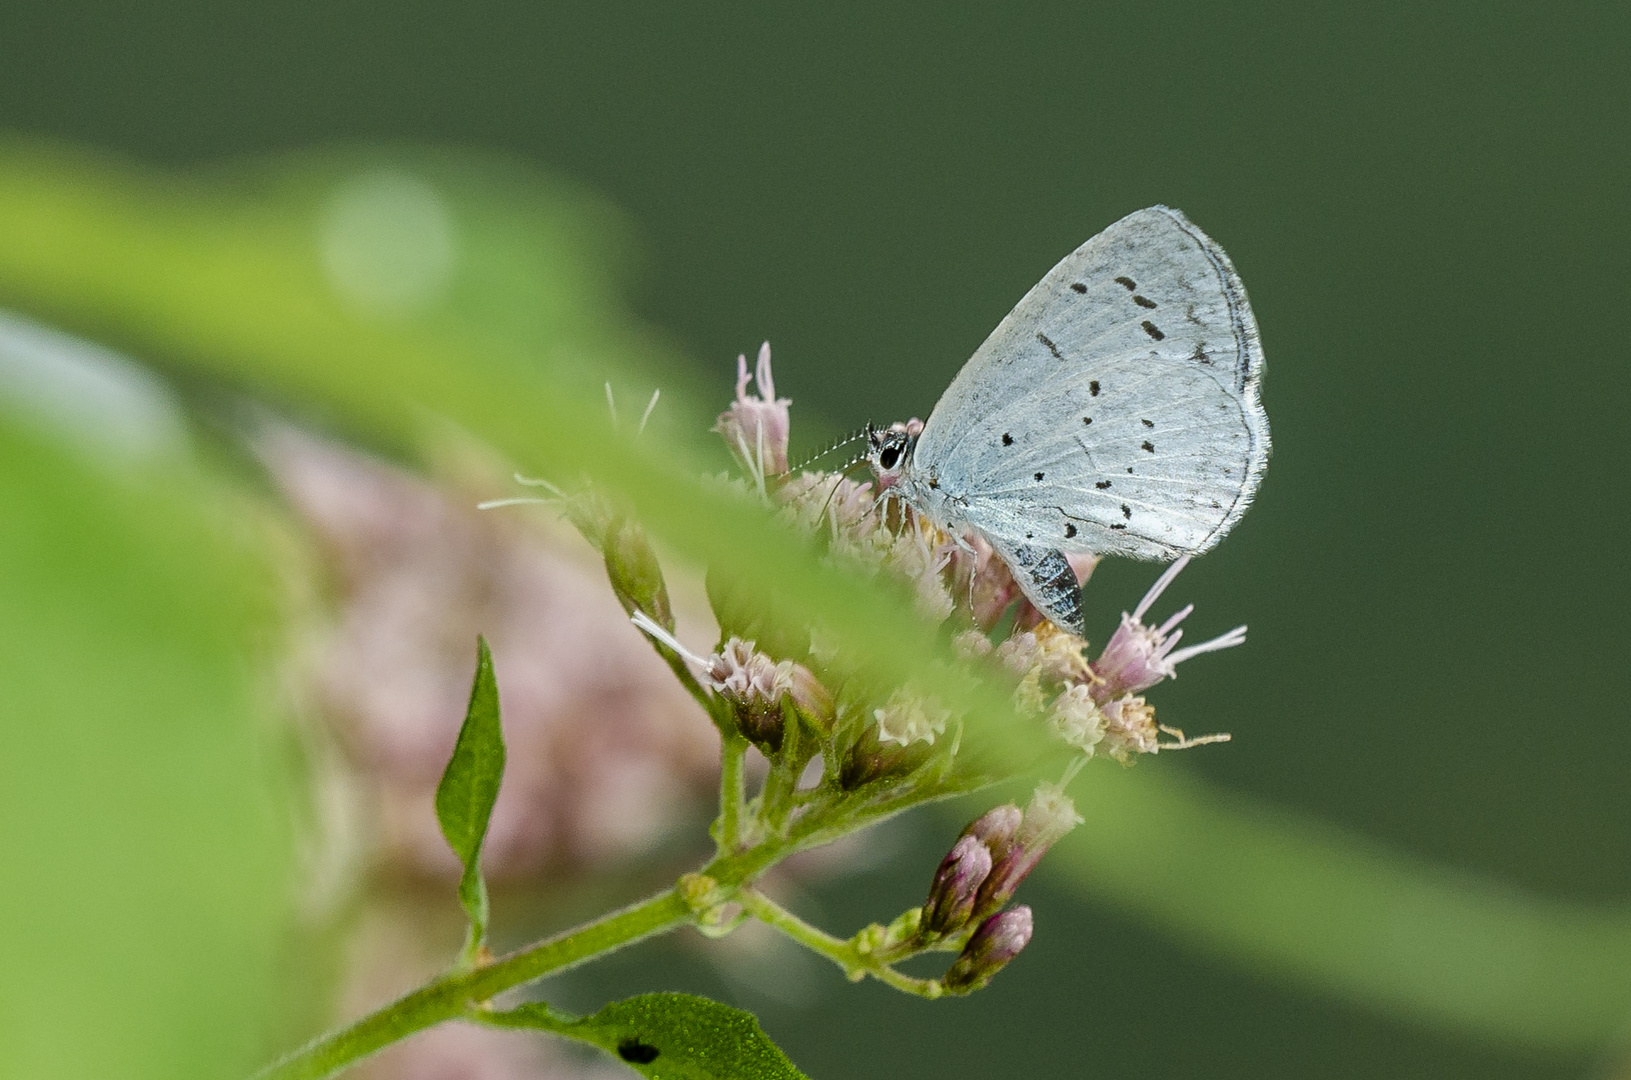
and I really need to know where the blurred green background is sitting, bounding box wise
[0,3,1628,1078]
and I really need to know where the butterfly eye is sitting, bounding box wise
[879,445,901,470]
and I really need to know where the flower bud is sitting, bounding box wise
[838,722,929,790]
[960,803,1022,851]
[922,835,994,937]
[602,516,672,629]
[786,662,835,735]
[873,689,950,747]
[707,639,794,751]
[942,906,1033,993]
[974,783,1081,916]
[1048,683,1106,755]
[714,342,791,480]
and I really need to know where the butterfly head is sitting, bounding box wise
[864,422,917,489]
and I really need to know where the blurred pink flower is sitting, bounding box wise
[260,426,720,882]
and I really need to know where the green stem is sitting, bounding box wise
[254,771,978,1080]
[716,734,747,853]
[738,888,943,999]
[253,888,691,1080]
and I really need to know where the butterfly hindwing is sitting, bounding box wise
[912,206,1268,561]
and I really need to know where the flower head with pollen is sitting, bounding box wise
[1092,554,1248,702]
[714,341,791,486]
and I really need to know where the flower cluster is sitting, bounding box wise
[609,342,1245,995]
[712,342,1243,768]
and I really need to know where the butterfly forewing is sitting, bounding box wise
[912,205,1268,561]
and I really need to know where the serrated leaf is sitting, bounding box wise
[496,993,809,1080]
[435,636,506,955]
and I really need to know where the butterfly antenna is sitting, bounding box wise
[790,425,870,473]
[810,450,876,536]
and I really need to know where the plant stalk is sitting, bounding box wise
[252,888,691,1080]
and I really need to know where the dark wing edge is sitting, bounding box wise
[1148,205,1271,554]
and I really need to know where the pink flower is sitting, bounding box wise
[714,342,791,482]
[1091,554,1247,701]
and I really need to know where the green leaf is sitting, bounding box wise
[435,636,506,956]
[493,993,809,1080]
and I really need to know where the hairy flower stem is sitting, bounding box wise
[716,734,748,852]
[738,888,944,999]
[252,768,978,1080]
[252,888,692,1080]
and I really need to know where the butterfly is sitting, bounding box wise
[865,206,1269,635]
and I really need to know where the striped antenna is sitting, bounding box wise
[790,425,872,473]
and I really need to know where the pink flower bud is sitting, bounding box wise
[960,803,1022,851]
[974,784,1081,916]
[922,834,994,937]
[713,342,791,481]
[943,906,1033,993]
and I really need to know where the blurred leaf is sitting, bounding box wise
[1053,764,1631,1052]
[496,993,810,1080]
[0,416,290,1080]
[435,636,505,955]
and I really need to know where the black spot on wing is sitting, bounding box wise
[1141,418,1154,428]
[1081,416,1092,425]
[1133,295,1157,308]
[1095,480,1112,489]
[1036,332,1065,361]
[1089,380,1100,396]
[1110,522,1127,530]
[1002,432,1013,446]
[1121,504,1132,519]
[1065,523,1077,538]
[1141,441,1155,453]
[1034,472,1045,481]
[1115,276,1137,290]
[1141,320,1165,341]
[1070,282,1087,293]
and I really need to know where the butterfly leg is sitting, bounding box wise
[990,541,1085,637]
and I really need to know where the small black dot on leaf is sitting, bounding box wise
[618,1040,660,1065]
